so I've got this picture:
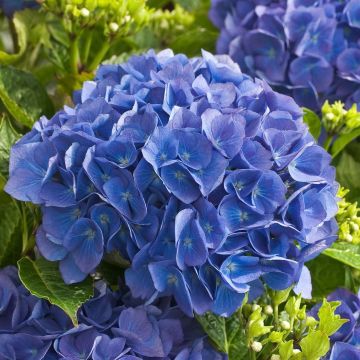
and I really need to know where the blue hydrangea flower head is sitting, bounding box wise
[6,49,338,317]
[0,0,39,17]
[0,266,223,359]
[210,0,360,110]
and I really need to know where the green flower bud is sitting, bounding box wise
[306,316,317,327]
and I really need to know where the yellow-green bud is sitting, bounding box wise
[264,305,273,315]
[270,355,281,360]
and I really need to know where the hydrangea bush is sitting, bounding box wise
[0,265,222,360]
[210,0,360,110]
[5,50,339,317]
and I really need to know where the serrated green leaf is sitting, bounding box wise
[303,108,322,140]
[196,313,228,353]
[279,340,293,360]
[0,114,20,177]
[300,330,330,360]
[332,128,360,158]
[196,312,247,359]
[318,299,348,336]
[0,66,54,127]
[18,257,93,325]
[324,242,360,270]
[0,191,22,267]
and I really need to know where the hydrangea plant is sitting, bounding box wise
[5,49,339,317]
[0,266,223,360]
[209,0,360,110]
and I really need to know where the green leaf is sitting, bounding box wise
[196,312,247,359]
[318,299,348,337]
[331,128,360,158]
[0,13,28,64]
[0,191,22,267]
[171,28,218,57]
[335,143,360,203]
[324,242,360,270]
[18,257,93,325]
[307,255,346,298]
[0,114,20,177]
[279,340,293,360]
[303,108,322,140]
[0,66,54,128]
[271,287,292,306]
[300,330,330,360]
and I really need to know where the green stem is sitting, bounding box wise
[87,41,111,72]
[250,349,257,360]
[82,32,93,66]
[323,135,334,152]
[69,35,80,74]
[273,304,279,328]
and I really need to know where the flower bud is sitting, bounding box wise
[306,316,317,327]
[109,22,119,32]
[270,355,281,360]
[293,349,301,354]
[252,304,261,312]
[251,341,262,353]
[264,305,273,315]
[80,7,90,17]
[280,320,290,330]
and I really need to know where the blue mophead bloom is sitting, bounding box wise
[210,0,360,110]
[0,266,223,360]
[0,0,39,17]
[6,49,338,317]
[310,288,360,360]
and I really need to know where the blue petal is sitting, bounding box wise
[175,209,208,270]
[59,254,88,284]
[219,195,273,232]
[63,218,104,274]
[189,150,228,196]
[161,162,201,204]
[202,108,245,159]
[103,171,147,223]
[193,198,227,249]
[142,127,178,171]
[177,130,212,170]
[36,227,68,261]
[149,261,193,317]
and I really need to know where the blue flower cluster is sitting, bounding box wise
[6,49,338,317]
[0,266,222,360]
[210,0,360,110]
[309,288,360,359]
[0,0,39,17]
